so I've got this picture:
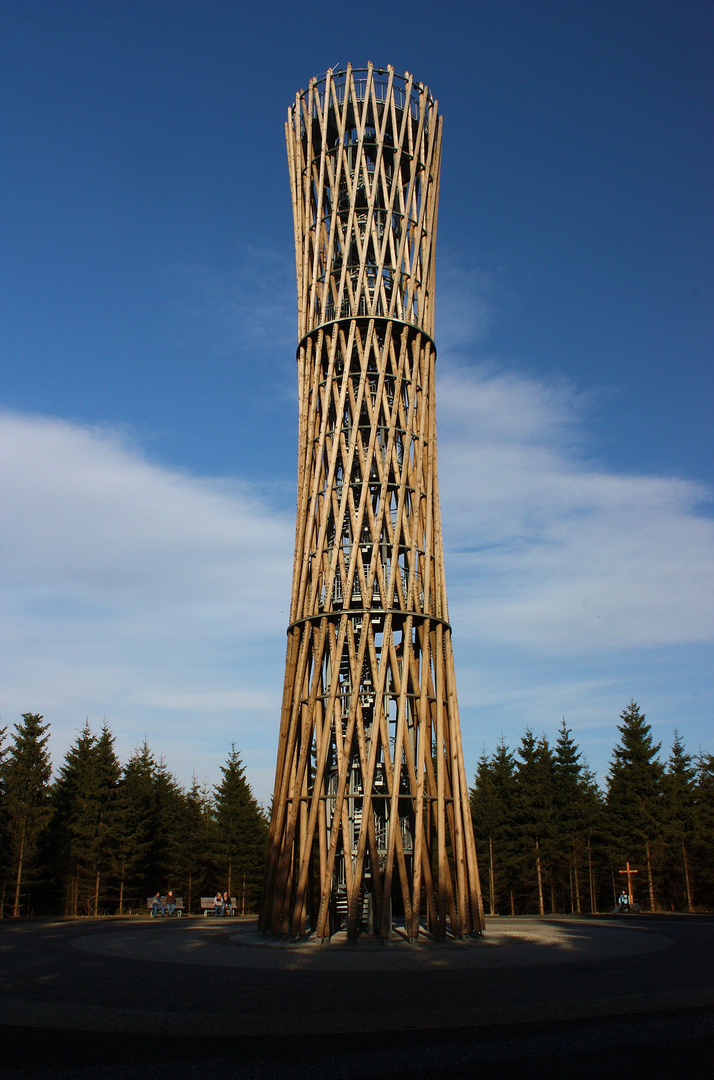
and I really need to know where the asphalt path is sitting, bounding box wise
[0,914,712,1078]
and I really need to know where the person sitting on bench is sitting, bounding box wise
[213,891,224,917]
[166,890,176,916]
[222,891,232,916]
[151,892,165,917]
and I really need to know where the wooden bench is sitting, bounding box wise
[200,896,238,917]
[146,895,184,917]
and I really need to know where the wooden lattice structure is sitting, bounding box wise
[260,63,484,941]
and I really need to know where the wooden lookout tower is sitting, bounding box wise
[260,63,484,941]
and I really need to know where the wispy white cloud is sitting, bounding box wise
[1,353,712,797]
[0,411,293,792]
[437,363,714,652]
[1,417,291,638]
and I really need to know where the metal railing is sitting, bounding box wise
[305,68,429,121]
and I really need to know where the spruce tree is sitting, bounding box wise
[176,776,216,913]
[515,730,554,914]
[470,750,499,915]
[606,700,664,911]
[552,719,602,913]
[472,737,520,915]
[86,724,121,913]
[112,742,155,912]
[50,721,98,915]
[2,714,53,917]
[151,758,183,883]
[661,732,696,911]
[693,753,714,909]
[214,744,268,911]
[51,722,121,915]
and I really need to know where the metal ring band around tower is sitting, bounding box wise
[297,318,437,362]
[287,611,452,635]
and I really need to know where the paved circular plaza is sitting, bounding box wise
[1,914,712,1077]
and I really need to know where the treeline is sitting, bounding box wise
[3,703,712,919]
[470,701,714,915]
[0,714,268,918]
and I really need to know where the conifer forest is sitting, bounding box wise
[1,701,712,918]
[470,703,714,916]
[0,715,268,918]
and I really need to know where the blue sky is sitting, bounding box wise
[1,0,712,801]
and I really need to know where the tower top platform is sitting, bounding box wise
[295,64,434,117]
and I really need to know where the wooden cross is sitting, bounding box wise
[618,861,639,905]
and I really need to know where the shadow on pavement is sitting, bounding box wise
[2,1008,714,1080]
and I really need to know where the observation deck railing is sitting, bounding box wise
[305,68,430,121]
